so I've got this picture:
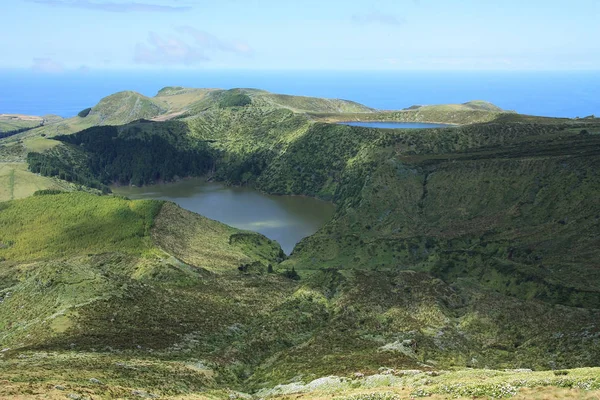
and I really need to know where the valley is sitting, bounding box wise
[0,87,599,399]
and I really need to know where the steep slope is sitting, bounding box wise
[0,192,284,350]
[250,90,375,113]
[87,90,167,124]
[282,122,600,306]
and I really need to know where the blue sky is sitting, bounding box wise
[2,0,599,71]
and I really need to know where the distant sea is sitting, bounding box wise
[0,70,598,118]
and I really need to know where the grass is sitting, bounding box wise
[1,352,599,399]
[0,352,218,398]
[0,136,62,163]
[22,137,60,152]
[0,114,43,133]
[0,191,289,354]
[152,202,284,272]
[88,91,168,125]
[0,192,162,261]
[258,368,600,399]
[0,162,72,201]
[0,190,598,392]
[309,102,510,125]
[250,90,375,113]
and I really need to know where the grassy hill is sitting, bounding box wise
[0,114,63,139]
[1,194,599,399]
[0,114,43,133]
[0,87,509,145]
[0,191,281,269]
[2,88,600,398]
[0,88,514,201]
[249,90,375,113]
[87,91,168,125]
[283,123,600,300]
[0,162,74,201]
[0,192,285,346]
[311,102,511,125]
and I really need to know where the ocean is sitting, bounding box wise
[0,70,598,118]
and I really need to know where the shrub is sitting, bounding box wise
[282,267,300,280]
[339,393,402,400]
[554,370,569,376]
[33,189,64,196]
[218,91,252,108]
[78,107,92,118]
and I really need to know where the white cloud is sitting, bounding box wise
[177,26,253,56]
[134,28,253,66]
[134,32,208,65]
[31,57,65,73]
[27,0,192,12]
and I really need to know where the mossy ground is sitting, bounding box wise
[1,352,599,399]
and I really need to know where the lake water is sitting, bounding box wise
[112,178,335,254]
[341,122,450,129]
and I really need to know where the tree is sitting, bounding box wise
[283,267,300,280]
[78,108,92,118]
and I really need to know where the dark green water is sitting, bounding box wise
[113,178,335,254]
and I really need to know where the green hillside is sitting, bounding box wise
[284,123,600,307]
[0,114,43,133]
[312,104,510,125]
[2,88,600,398]
[87,91,168,124]
[1,194,599,398]
[0,192,285,345]
[0,87,508,145]
[0,192,161,261]
[0,114,62,136]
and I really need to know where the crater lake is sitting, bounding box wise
[113,178,335,255]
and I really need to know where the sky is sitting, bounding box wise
[1,0,599,72]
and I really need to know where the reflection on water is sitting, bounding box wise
[113,178,335,254]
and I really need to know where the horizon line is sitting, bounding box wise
[2,67,600,74]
